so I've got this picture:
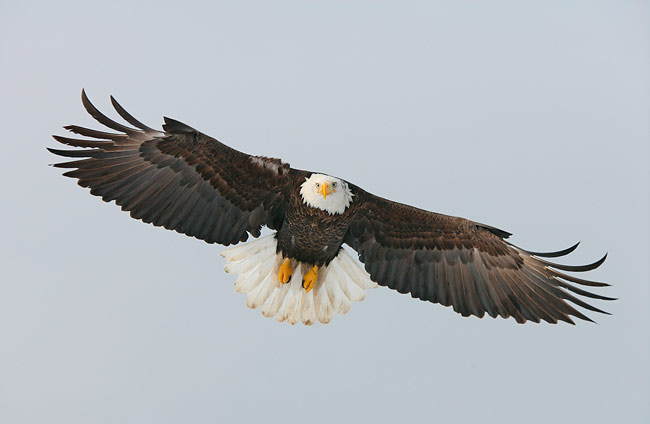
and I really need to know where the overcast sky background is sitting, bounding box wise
[1,1,648,423]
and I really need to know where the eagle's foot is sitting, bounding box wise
[302,265,319,293]
[278,258,292,284]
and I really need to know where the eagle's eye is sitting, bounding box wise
[332,182,337,188]
[315,183,320,189]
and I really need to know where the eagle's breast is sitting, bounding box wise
[275,183,356,266]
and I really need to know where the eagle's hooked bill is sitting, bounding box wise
[48,90,615,326]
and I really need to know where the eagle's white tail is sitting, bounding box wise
[220,234,377,325]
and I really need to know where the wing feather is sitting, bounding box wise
[49,90,296,246]
[345,188,613,324]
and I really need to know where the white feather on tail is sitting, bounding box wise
[220,234,377,325]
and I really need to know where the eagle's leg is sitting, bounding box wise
[278,258,292,284]
[302,265,319,293]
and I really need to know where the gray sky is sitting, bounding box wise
[1,1,648,423]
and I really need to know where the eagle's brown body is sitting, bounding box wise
[276,180,357,266]
[48,91,614,325]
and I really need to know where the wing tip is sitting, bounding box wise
[162,116,196,134]
[537,251,608,273]
[46,147,70,167]
[80,87,90,107]
[110,94,157,132]
[476,223,512,239]
[524,241,581,258]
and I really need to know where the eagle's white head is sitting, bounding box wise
[300,173,353,215]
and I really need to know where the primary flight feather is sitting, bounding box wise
[48,90,614,325]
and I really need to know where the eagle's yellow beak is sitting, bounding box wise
[320,182,332,199]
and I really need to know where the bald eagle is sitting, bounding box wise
[48,91,614,325]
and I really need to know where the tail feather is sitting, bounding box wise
[339,252,376,290]
[222,235,276,262]
[234,258,271,294]
[247,272,277,309]
[276,268,301,323]
[300,289,317,325]
[326,265,352,314]
[334,262,367,302]
[221,235,377,325]
[315,280,334,324]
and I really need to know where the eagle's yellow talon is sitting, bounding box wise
[278,258,292,284]
[303,265,319,293]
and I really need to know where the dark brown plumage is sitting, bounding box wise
[49,90,614,325]
[343,192,611,323]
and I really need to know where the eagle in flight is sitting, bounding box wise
[49,90,614,325]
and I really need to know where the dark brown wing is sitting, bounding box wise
[344,188,614,324]
[49,90,297,245]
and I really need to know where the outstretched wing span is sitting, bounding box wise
[345,189,613,324]
[49,90,292,245]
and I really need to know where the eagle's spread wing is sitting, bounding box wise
[49,90,292,245]
[344,189,613,324]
